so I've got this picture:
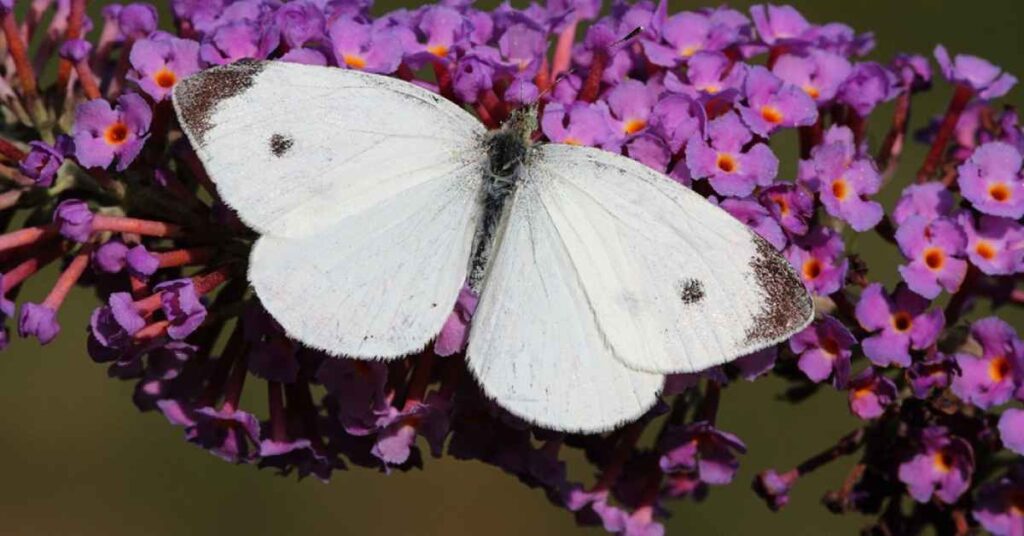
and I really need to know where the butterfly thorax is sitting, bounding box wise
[470,107,538,289]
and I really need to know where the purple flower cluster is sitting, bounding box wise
[0,1,1019,534]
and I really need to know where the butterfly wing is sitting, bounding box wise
[522,144,813,374]
[173,61,487,358]
[172,60,485,238]
[466,174,664,433]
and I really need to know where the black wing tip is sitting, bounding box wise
[743,234,815,346]
[172,60,269,147]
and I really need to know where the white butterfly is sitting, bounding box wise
[172,60,813,433]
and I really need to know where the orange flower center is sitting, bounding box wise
[428,44,449,57]
[563,137,581,146]
[989,182,1011,203]
[760,105,784,124]
[988,355,1011,382]
[852,387,872,400]
[680,45,701,58]
[802,259,822,281]
[820,336,840,356]
[975,240,997,260]
[767,198,789,219]
[716,153,738,173]
[1009,490,1024,516]
[891,311,912,333]
[831,178,849,200]
[342,54,367,69]
[932,451,953,474]
[802,85,820,99]
[923,247,945,271]
[623,118,646,134]
[153,67,177,89]
[701,84,721,95]
[103,122,129,145]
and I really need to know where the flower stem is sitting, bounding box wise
[73,60,103,100]
[220,345,250,413]
[268,381,287,442]
[41,243,94,310]
[92,215,183,237]
[592,420,646,491]
[2,244,62,293]
[577,52,606,103]
[0,137,27,162]
[56,0,87,92]
[0,224,58,254]
[916,84,973,183]
[155,247,215,269]
[1,11,41,113]
[550,19,577,80]
[402,351,436,410]
[698,380,721,426]
[876,89,911,180]
[794,428,865,476]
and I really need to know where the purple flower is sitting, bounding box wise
[837,62,897,117]
[328,17,404,74]
[89,293,145,351]
[53,199,94,242]
[720,197,786,250]
[897,427,974,504]
[541,101,614,147]
[749,3,811,47]
[959,213,1024,275]
[675,51,746,101]
[18,302,60,344]
[649,93,705,155]
[659,421,746,485]
[452,52,495,103]
[317,358,389,436]
[685,111,778,197]
[128,36,200,101]
[280,48,327,66]
[154,279,207,340]
[800,125,883,231]
[952,317,1023,409]
[272,0,325,49]
[772,50,852,105]
[409,5,467,65]
[783,227,848,296]
[753,468,798,511]
[892,182,955,226]
[199,20,273,65]
[434,286,478,356]
[93,240,129,273]
[603,79,657,141]
[118,3,158,40]
[643,10,746,68]
[957,142,1024,219]
[759,184,814,235]
[372,394,451,466]
[125,244,159,279]
[934,45,1017,100]
[188,405,261,463]
[624,134,672,174]
[891,53,932,92]
[72,93,151,171]
[789,315,855,387]
[59,38,92,62]
[907,355,955,399]
[973,466,1024,536]
[20,138,70,188]
[855,283,944,368]
[999,409,1024,456]
[847,368,897,420]
[895,216,968,299]
[738,66,818,137]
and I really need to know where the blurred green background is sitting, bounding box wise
[1,1,1022,535]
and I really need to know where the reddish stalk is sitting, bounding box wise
[92,215,183,237]
[550,20,578,79]
[2,245,63,293]
[591,420,646,492]
[220,348,250,413]
[798,114,824,159]
[132,265,234,317]
[56,0,87,91]
[578,52,606,103]
[916,84,973,183]
[155,247,215,269]
[876,90,912,178]
[0,224,58,253]
[268,381,287,442]
[73,60,103,100]
[1,10,39,103]
[41,243,94,310]
[432,61,457,103]
[402,351,436,410]
[0,138,26,162]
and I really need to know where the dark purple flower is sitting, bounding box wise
[720,197,786,250]
[20,138,70,188]
[753,468,798,511]
[738,66,818,137]
[154,279,207,340]
[800,125,883,231]
[907,354,955,399]
[772,50,852,105]
[759,184,814,235]
[892,182,955,226]
[895,216,968,299]
[957,142,1024,219]
[187,405,261,463]
[125,244,159,279]
[317,358,389,436]
[118,3,158,40]
[434,286,478,356]
[128,36,200,101]
[891,53,932,92]
[659,421,746,485]
[806,23,874,57]
[18,302,60,344]
[541,101,614,147]
[958,213,1024,276]
[784,227,848,296]
[897,427,974,504]
[53,199,94,242]
[685,111,778,197]
[328,17,405,74]
[934,45,1017,100]
[855,283,944,368]
[72,93,151,171]
[999,409,1024,456]
[89,292,145,351]
[972,465,1024,536]
[952,317,1023,409]
[837,62,897,117]
[789,315,855,387]
[847,368,897,420]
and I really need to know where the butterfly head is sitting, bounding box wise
[503,104,539,145]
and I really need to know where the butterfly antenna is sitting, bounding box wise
[613,26,644,48]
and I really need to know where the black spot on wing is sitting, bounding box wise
[743,234,813,345]
[173,59,266,146]
[269,133,294,157]
[677,278,705,304]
